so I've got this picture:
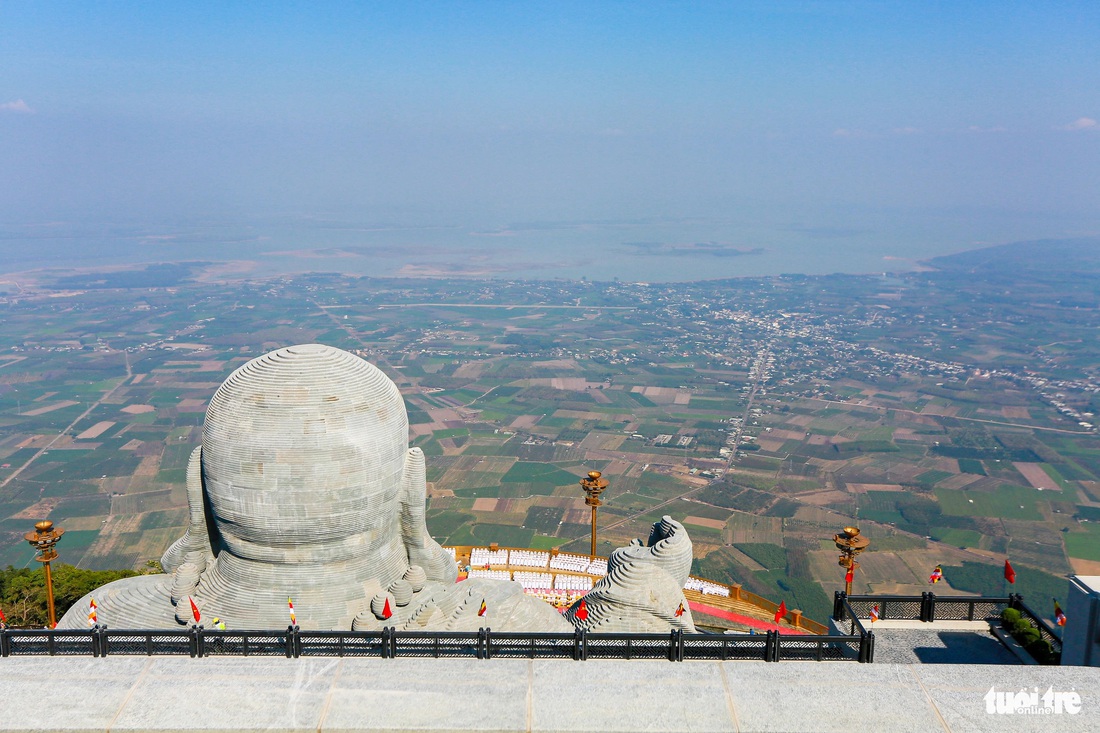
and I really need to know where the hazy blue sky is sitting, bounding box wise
[1,2,1098,273]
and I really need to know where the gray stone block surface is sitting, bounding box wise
[0,657,1097,732]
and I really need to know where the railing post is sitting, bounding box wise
[195,625,206,658]
[47,629,56,656]
[479,627,491,660]
[922,592,936,622]
[93,620,105,655]
[677,628,684,662]
[380,627,390,659]
[99,625,110,658]
[858,629,875,663]
[764,630,777,662]
[833,591,846,621]
[580,629,588,661]
[0,626,9,657]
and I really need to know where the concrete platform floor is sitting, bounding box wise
[1,656,1096,732]
[869,626,1020,665]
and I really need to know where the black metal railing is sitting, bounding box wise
[0,625,869,662]
[837,591,1009,625]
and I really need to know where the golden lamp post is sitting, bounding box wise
[579,470,609,558]
[834,526,869,596]
[24,520,65,628]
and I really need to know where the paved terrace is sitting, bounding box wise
[2,657,1096,732]
[862,620,1020,665]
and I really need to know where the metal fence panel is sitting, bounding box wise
[202,631,289,657]
[488,632,577,659]
[584,633,672,660]
[298,632,386,657]
[848,598,920,621]
[5,630,97,656]
[103,631,193,656]
[681,634,769,661]
[934,599,1007,622]
[776,635,859,662]
[392,632,481,658]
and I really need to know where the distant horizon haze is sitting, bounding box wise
[1,2,1097,279]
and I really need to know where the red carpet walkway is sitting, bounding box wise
[689,600,810,635]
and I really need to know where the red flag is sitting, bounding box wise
[0,605,8,624]
[674,601,685,618]
[928,565,943,584]
[87,598,98,627]
[1054,600,1066,627]
[478,599,487,617]
[188,596,201,624]
[845,568,854,585]
[575,599,589,621]
[774,601,787,625]
[382,597,393,620]
[1004,560,1016,584]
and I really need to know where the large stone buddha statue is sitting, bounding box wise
[59,344,692,633]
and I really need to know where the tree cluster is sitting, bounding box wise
[0,564,140,628]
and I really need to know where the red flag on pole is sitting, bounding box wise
[0,605,7,625]
[288,597,297,626]
[188,596,201,624]
[87,598,98,627]
[1054,599,1066,627]
[774,601,787,625]
[674,601,685,618]
[382,597,393,620]
[845,568,854,585]
[478,599,487,617]
[575,599,589,621]
[1004,560,1016,584]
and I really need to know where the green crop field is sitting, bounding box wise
[936,485,1043,521]
[1064,524,1100,562]
[501,462,579,485]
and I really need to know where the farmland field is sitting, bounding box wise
[1,260,1098,625]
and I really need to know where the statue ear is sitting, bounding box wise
[399,447,457,584]
[160,445,216,572]
[402,447,427,496]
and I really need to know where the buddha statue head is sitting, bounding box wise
[202,343,408,562]
[160,344,455,628]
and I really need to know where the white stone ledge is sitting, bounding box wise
[1,657,1097,732]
